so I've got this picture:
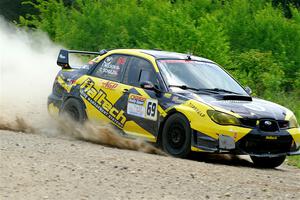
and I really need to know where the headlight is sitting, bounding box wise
[207,110,241,126]
[289,115,299,128]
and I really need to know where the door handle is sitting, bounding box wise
[123,89,129,94]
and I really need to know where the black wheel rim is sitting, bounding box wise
[166,123,186,149]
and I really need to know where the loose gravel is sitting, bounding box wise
[1,130,299,200]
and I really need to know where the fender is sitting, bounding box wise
[168,99,252,141]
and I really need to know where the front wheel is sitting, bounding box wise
[250,155,286,168]
[162,113,191,158]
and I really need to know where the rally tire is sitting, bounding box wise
[61,98,86,123]
[250,155,286,168]
[162,113,191,158]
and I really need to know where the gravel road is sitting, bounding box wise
[0,130,299,200]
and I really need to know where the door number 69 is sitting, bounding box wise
[146,100,157,120]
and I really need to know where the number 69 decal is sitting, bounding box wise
[145,99,158,120]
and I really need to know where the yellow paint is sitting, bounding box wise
[284,109,294,121]
[158,106,167,117]
[124,121,156,142]
[170,99,251,141]
[57,76,73,93]
[191,146,204,152]
[164,93,172,98]
[77,76,158,141]
[48,103,59,117]
[288,128,300,147]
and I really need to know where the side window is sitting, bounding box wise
[123,57,159,87]
[92,55,129,82]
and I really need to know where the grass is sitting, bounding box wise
[286,155,300,168]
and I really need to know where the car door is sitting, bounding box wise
[120,56,164,142]
[80,54,131,129]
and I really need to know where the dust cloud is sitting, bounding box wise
[0,17,59,122]
[0,18,164,155]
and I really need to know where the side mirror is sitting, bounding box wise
[140,81,160,93]
[244,86,252,95]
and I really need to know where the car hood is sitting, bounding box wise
[178,91,288,120]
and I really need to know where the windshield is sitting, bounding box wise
[157,60,247,95]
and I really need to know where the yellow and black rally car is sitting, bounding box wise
[48,49,300,168]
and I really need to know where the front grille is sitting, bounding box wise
[240,118,287,131]
[239,134,293,154]
[259,119,279,132]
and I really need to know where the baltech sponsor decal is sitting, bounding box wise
[80,78,126,127]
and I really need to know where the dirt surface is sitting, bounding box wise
[1,130,299,200]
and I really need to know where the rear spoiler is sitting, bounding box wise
[57,49,108,69]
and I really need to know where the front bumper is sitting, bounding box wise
[236,129,298,156]
[287,149,300,156]
[192,128,300,156]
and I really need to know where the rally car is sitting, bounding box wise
[48,48,300,168]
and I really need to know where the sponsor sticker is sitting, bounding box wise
[127,94,158,121]
[80,78,126,128]
[100,56,121,76]
[102,81,118,89]
[187,102,205,117]
[117,57,127,65]
[266,136,277,140]
[59,54,66,59]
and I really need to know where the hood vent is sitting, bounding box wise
[217,95,252,101]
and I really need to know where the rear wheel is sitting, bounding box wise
[162,113,191,158]
[250,155,286,168]
[61,98,86,123]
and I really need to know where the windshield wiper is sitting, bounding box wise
[169,85,241,94]
[169,85,219,94]
[199,88,241,94]
[168,85,199,91]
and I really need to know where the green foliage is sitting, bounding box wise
[287,155,300,168]
[265,91,300,122]
[20,0,300,120]
[0,0,38,22]
[231,50,284,97]
[218,1,300,89]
